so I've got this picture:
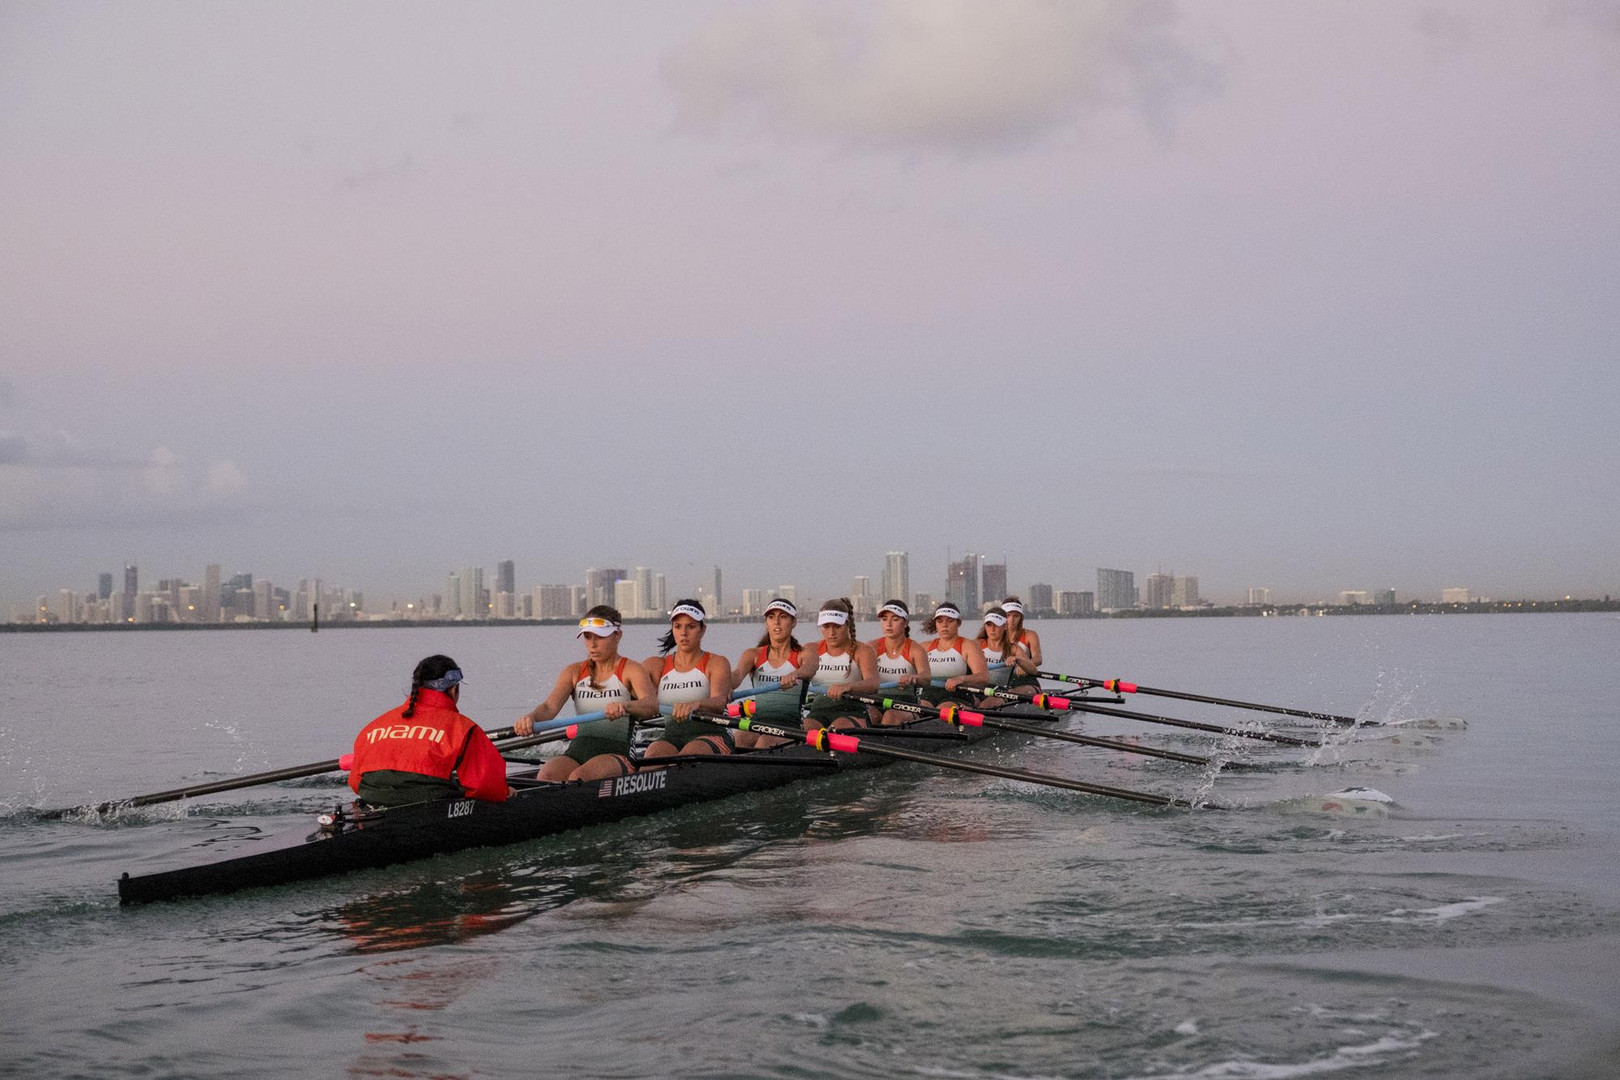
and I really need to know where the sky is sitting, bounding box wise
[2,0,1618,609]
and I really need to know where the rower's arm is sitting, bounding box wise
[848,643,880,694]
[704,654,735,712]
[1009,642,1038,676]
[731,647,758,692]
[908,642,933,686]
[779,649,821,690]
[1021,628,1044,666]
[957,640,990,688]
[517,667,576,733]
[622,660,662,720]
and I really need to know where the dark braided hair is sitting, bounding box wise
[403,654,460,718]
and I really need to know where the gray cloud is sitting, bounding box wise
[663,0,1223,153]
[0,434,25,464]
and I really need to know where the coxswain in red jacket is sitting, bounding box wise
[349,655,509,806]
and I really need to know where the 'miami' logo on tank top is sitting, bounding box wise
[926,638,969,679]
[752,647,800,690]
[875,641,916,682]
[658,653,712,705]
[811,643,857,686]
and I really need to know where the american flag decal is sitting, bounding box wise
[598,779,614,798]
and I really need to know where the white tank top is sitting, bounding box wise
[750,645,801,691]
[572,658,633,743]
[811,642,858,688]
[658,653,713,706]
[874,639,918,683]
[979,641,1013,686]
[927,637,969,680]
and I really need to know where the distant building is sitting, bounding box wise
[124,563,138,598]
[652,574,666,614]
[882,552,909,608]
[1059,590,1096,616]
[948,553,983,613]
[494,591,516,618]
[713,566,723,615]
[444,571,461,617]
[636,567,656,614]
[459,565,485,619]
[1173,576,1199,608]
[585,567,626,609]
[741,588,766,616]
[614,578,640,617]
[1097,568,1135,612]
[496,559,516,596]
[1247,587,1271,606]
[913,592,934,614]
[98,572,113,601]
[202,563,222,623]
[1339,591,1370,606]
[851,575,873,615]
[1376,588,1397,606]
[536,585,575,619]
[1442,587,1471,604]
[981,562,1007,608]
[1028,583,1054,615]
[777,585,798,606]
[1144,573,1175,609]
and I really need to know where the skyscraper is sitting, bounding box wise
[851,575,873,615]
[1097,568,1135,612]
[496,559,515,596]
[615,578,640,617]
[1144,573,1175,609]
[202,563,221,623]
[713,566,723,615]
[445,570,461,616]
[97,572,113,601]
[536,584,575,619]
[1172,576,1199,608]
[124,563,138,598]
[981,561,1007,606]
[1028,583,1054,614]
[459,565,484,619]
[882,551,909,606]
[636,567,655,615]
[947,553,982,613]
[585,567,626,609]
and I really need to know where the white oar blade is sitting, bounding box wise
[1271,786,1395,817]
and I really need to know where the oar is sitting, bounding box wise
[841,692,1219,766]
[711,702,1205,808]
[42,712,599,819]
[1037,671,1375,727]
[1021,693,1320,748]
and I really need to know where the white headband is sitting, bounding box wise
[983,611,1008,627]
[670,603,706,623]
[1002,600,1024,614]
[932,605,962,622]
[763,599,798,618]
[878,602,910,620]
[817,609,850,626]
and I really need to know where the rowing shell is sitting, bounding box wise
[116,712,1028,906]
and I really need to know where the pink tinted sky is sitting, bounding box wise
[1,1,1617,607]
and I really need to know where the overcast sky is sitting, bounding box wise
[2,0,1617,608]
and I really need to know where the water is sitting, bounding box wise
[1,614,1617,1078]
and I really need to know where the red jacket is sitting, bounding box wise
[349,688,509,802]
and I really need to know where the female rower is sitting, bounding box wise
[350,654,510,805]
[730,597,803,748]
[976,606,1038,694]
[920,602,989,705]
[515,606,658,781]
[1001,596,1043,689]
[868,599,932,726]
[643,599,735,759]
[778,597,879,730]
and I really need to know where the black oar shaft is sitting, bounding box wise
[850,692,1213,765]
[1055,700,1319,748]
[1037,671,1368,727]
[705,709,1185,808]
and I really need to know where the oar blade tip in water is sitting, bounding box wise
[1271,786,1396,817]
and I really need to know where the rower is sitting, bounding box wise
[349,655,510,806]
[778,598,879,730]
[515,606,659,781]
[975,606,1038,698]
[1001,596,1043,689]
[643,599,735,759]
[868,599,932,726]
[920,602,989,706]
[730,597,803,748]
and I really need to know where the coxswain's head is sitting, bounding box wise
[928,602,963,638]
[658,598,707,654]
[405,654,462,716]
[817,597,856,648]
[877,599,911,639]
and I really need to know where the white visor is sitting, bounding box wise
[763,599,798,618]
[576,618,621,638]
[669,603,706,623]
[1002,600,1024,614]
[983,611,1008,627]
[817,609,850,626]
[878,602,910,620]
[932,605,962,622]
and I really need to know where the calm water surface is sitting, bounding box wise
[2,614,1617,1078]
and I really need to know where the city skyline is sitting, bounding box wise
[3,5,1617,611]
[9,544,1580,626]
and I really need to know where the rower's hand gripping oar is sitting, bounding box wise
[710,701,1206,808]
[1037,671,1375,727]
[841,692,1221,766]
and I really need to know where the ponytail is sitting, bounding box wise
[402,685,421,719]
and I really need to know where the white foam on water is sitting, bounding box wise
[1118,1030,1437,1080]
[1383,896,1504,923]
[1175,1019,1201,1036]
[1397,834,1467,842]
[790,1012,829,1029]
